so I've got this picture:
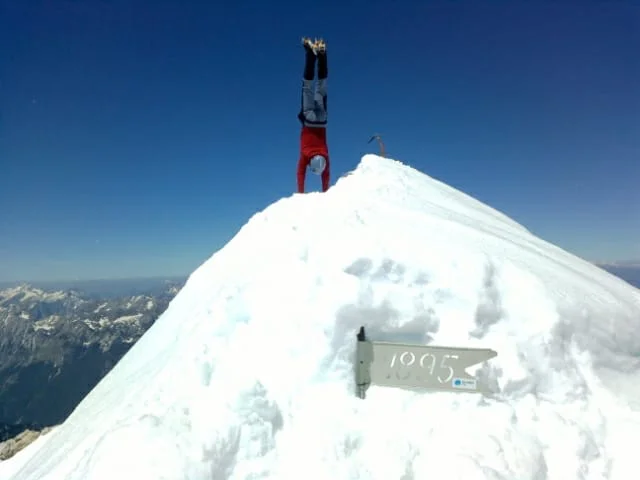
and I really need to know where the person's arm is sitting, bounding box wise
[321,160,330,192]
[297,156,306,193]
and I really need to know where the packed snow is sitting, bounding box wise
[2,155,639,480]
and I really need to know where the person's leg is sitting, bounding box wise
[314,42,328,123]
[316,41,327,80]
[299,38,318,124]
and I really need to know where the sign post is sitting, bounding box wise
[355,326,497,399]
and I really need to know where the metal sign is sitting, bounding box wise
[355,326,497,398]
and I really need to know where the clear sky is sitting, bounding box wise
[1,0,638,282]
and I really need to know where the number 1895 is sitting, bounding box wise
[389,351,459,384]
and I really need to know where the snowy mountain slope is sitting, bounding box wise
[0,428,53,478]
[3,154,640,480]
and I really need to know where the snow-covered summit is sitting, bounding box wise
[4,155,639,480]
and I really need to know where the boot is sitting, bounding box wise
[301,37,316,80]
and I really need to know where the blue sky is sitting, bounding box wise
[1,0,638,282]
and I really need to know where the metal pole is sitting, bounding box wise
[355,326,371,399]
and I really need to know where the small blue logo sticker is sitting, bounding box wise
[452,377,477,390]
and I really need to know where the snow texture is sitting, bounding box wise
[2,155,639,479]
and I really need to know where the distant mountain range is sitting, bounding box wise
[597,260,640,269]
[598,264,640,289]
[0,278,185,443]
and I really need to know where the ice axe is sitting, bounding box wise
[368,134,386,157]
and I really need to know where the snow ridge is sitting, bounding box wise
[3,155,639,480]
